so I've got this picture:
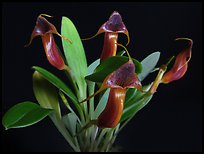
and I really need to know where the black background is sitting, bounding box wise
[1,2,202,152]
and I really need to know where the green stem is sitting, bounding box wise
[63,66,79,95]
[90,126,99,151]
[165,56,175,66]
[63,67,85,123]
[93,128,108,151]
[78,82,88,124]
[106,124,120,151]
[49,114,80,152]
[59,91,82,126]
[100,128,114,152]
[76,124,83,151]
[87,81,95,119]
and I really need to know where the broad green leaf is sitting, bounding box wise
[86,56,142,83]
[94,89,110,119]
[32,66,78,104]
[138,52,160,81]
[2,101,52,129]
[61,16,87,100]
[63,113,77,135]
[33,71,61,119]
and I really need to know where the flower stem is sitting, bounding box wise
[100,128,114,151]
[59,90,82,126]
[49,114,80,152]
[87,81,95,119]
[93,128,108,151]
[63,65,79,95]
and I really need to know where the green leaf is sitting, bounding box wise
[124,84,152,109]
[86,56,142,83]
[138,52,160,81]
[2,101,52,129]
[61,16,87,100]
[63,113,77,135]
[87,59,100,76]
[33,71,61,119]
[124,88,138,106]
[87,59,100,119]
[121,84,153,122]
[94,89,110,119]
[49,114,80,152]
[32,66,78,104]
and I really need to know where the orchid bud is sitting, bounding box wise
[162,38,193,84]
[149,38,193,94]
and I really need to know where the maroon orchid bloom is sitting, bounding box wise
[83,11,130,62]
[81,59,142,128]
[25,14,71,70]
[149,38,193,94]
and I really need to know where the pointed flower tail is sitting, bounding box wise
[161,38,193,84]
[25,14,71,47]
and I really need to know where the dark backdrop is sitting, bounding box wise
[1,2,202,152]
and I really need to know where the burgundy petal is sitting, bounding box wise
[100,33,118,62]
[25,14,59,47]
[102,60,142,90]
[97,88,126,128]
[82,11,129,45]
[42,34,65,70]
[102,11,128,33]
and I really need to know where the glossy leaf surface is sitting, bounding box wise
[2,101,52,129]
[61,17,87,98]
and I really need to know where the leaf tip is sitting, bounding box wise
[32,66,38,70]
[4,127,9,130]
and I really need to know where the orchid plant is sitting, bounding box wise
[2,11,192,152]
